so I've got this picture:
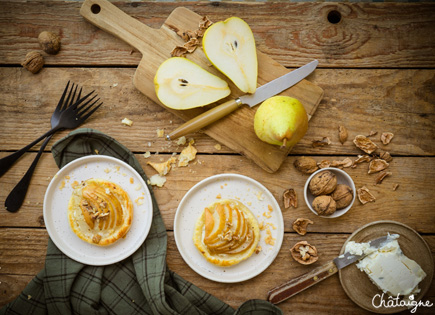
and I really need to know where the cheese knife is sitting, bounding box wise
[267,235,389,305]
[166,60,319,140]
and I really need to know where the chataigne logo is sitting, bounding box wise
[372,293,433,313]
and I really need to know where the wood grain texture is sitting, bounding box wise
[1,0,434,313]
[0,68,433,156]
[1,153,434,234]
[0,229,433,313]
[1,1,434,68]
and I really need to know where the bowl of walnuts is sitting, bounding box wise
[304,168,356,218]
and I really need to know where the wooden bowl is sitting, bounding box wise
[338,220,434,314]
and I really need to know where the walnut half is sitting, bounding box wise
[292,218,313,236]
[290,241,318,265]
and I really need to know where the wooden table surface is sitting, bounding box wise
[1,1,434,313]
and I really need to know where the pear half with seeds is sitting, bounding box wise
[154,57,231,110]
[203,17,258,94]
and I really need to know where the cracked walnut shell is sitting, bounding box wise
[309,170,337,196]
[290,241,318,265]
[292,218,313,236]
[353,135,378,154]
[312,195,337,216]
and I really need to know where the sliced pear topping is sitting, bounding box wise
[203,17,258,93]
[154,57,230,110]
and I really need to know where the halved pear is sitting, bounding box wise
[154,57,230,110]
[203,17,257,94]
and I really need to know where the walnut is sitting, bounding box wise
[368,159,389,174]
[375,171,392,185]
[312,195,337,215]
[294,156,318,174]
[283,188,297,208]
[353,135,378,154]
[312,137,331,148]
[380,132,394,145]
[38,31,61,55]
[292,218,313,236]
[309,170,337,196]
[331,184,353,209]
[290,241,318,265]
[338,125,348,144]
[21,51,44,73]
[357,186,376,204]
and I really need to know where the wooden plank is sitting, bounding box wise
[1,1,435,68]
[0,228,433,312]
[0,68,433,156]
[1,153,434,234]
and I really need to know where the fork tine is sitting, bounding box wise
[63,83,77,111]
[76,97,100,117]
[78,102,102,123]
[70,90,95,110]
[55,80,70,112]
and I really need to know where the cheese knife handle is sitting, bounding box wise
[166,98,242,140]
[267,260,338,305]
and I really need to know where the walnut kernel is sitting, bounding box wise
[21,51,44,73]
[294,156,318,174]
[292,218,313,236]
[38,31,61,55]
[290,241,318,265]
[331,184,353,209]
[312,195,337,215]
[309,170,337,196]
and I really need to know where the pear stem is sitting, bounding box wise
[281,138,288,149]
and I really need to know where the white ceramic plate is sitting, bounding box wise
[174,173,284,283]
[43,155,153,266]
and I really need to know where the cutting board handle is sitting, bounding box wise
[80,0,155,54]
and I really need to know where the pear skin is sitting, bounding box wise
[254,96,308,148]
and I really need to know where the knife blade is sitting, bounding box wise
[267,235,389,305]
[166,60,319,140]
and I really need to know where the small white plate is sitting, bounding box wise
[43,155,153,266]
[174,173,284,283]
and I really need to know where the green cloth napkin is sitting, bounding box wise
[1,129,282,315]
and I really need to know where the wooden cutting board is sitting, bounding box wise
[80,0,324,173]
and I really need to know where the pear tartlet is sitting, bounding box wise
[68,179,133,246]
[193,199,260,266]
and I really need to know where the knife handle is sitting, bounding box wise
[267,260,338,305]
[166,98,243,140]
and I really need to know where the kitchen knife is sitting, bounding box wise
[166,60,319,140]
[267,235,389,305]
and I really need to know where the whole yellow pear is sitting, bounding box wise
[254,96,308,148]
